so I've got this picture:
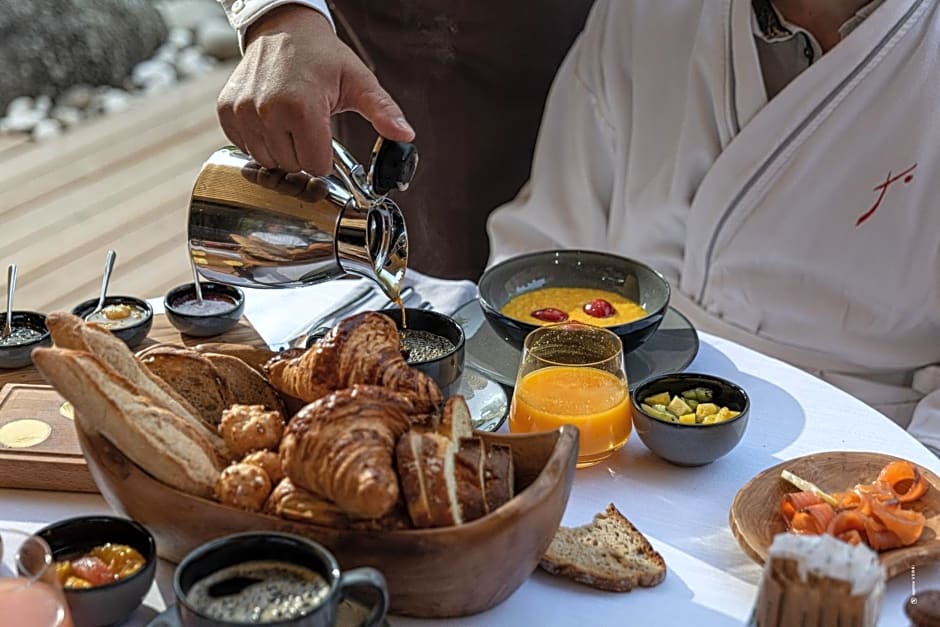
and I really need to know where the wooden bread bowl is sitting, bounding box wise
[75,416,579,618]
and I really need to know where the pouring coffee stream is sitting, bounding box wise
[187,136,416,329]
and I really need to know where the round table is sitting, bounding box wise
[2,331,937,626]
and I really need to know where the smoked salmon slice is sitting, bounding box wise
[878,460,928,503]
[779,460,929,552]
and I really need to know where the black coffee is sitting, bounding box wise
[400,329,455,363]
[186,560,330,624]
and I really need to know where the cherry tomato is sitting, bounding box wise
[70,556,116,586]
[531,308,569,323]
[583,298,616,318]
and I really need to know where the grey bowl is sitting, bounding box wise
[71,296,153,349]
[34,515,157,627]
[478,250,670,353]
[164,283,245,338]
[0,311,51,369]
[631,373,749,466]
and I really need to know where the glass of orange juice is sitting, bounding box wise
[0,528,73,627]
[509,321,632,467]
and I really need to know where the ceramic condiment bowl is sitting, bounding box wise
[164,283,245,338]
[478,250,670,353]
[0,311,51,369]
[631,373,750,466]
[71,297,153,349]
[33,515,157,627]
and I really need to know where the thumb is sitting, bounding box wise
[340,65,415,142]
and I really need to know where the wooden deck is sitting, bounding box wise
[0,66,234,314]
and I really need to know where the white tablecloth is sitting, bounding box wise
[2,282,937,626]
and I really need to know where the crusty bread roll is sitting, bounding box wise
[44,313,229,465]
[33,347,222,498]
[280,385,414,519]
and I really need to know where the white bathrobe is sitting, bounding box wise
[488,0,940,447]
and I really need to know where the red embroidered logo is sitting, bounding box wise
[856,163,917,227]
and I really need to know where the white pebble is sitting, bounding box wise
[176,47,216,78]
[59,85,94,110]
[32,118,62,141]
[168,26,194,49]
[34,95,52,115]
[1,108,46,132]
[197,18,239,60]
[51,105,83,127]
[94,88,133,114]
[132,59,177,88]
[6,96,34,117]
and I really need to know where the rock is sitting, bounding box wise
[167,26,194,49]
[155,0,226,32]
[197,18,239,60]
[94,88,133,114]
[59,84,94,109]
[154,42,179,65]
[0,0,168,113]
[5,96,34,116]
[51,105,83,127]
[132,59,177,87]
[0,108,46,132]
[32,118,62,141]
[176,47,216,78]
[34,95,52,115]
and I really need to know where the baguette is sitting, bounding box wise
[539,503,666,592]
[32,348,222,498]
[44,313,229,465]
[454,437,487,521]
[192,342,276,374]
[439,396,473,442]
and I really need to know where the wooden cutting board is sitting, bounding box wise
[0,314,265,493]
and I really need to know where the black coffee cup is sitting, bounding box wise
[174,532,388,627]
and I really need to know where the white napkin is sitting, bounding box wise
[242,271,479,349]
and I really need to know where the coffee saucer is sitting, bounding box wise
[459,366,509,432]
[146,598,390,626]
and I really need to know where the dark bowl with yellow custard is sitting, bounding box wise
[478,250,670,353]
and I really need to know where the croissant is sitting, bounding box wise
[280,385,414,519]
[265,312,443,413]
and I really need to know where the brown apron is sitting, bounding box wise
[330,0,595,280]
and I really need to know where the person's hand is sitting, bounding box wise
[217,4,414,176]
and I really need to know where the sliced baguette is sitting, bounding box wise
[138,347,232,427]
[396,431,433,528]
[454,437,486,521]
[32,347,221,498]
[419,432,462,527]
[203,352,285,415]
[44,312,228,464]
[539,503,666,592]
[439,395,473,442]
[483,442,514,513]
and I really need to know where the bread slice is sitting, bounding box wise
[439,395,473,442]
[44,312,228,464]
[396,430,464,528]
[483,442,514,513]
[539,503,666,592]
[138,347,232,427]
[32,348,222,498]
[454,437,486,521]
[203,352,285,415]
[193,343,276,374]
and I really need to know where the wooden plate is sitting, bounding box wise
[730,451,940,578]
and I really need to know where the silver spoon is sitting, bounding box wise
[191,260,204,304]
[2,264,16,339]
[84,250,117,320]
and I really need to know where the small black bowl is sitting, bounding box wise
[478,250,670,353]
[379,308,465,398]
[71,296,153,349]
[0,311,51,369]
[33,515,157,627]
[164,283,245,338]
[631,373,750,466]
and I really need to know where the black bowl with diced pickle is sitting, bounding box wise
[0,311,52,369]
[631,373,749,466]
